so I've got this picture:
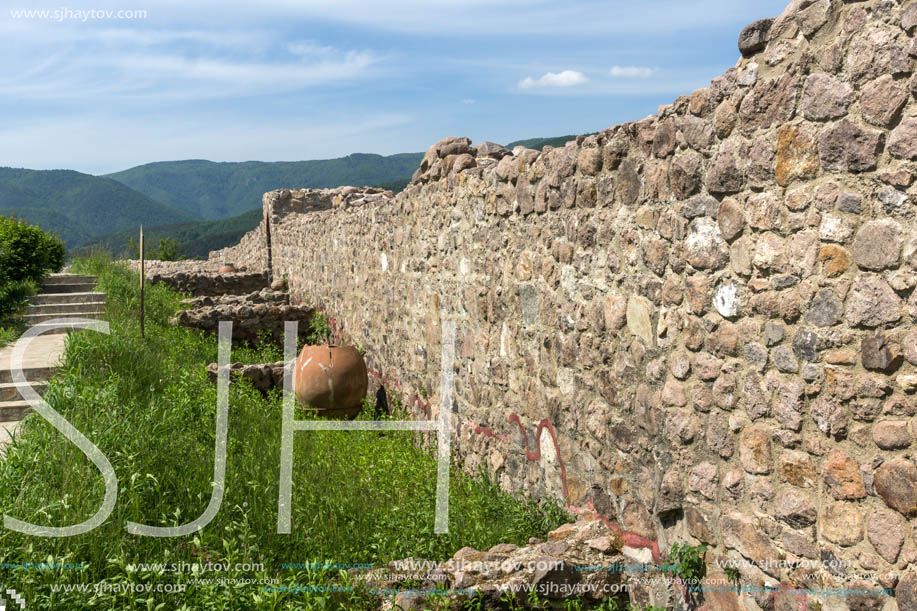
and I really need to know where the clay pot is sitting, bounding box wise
[218,263,236,273]
[294,344,368,419]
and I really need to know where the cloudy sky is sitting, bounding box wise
[0,0,790,174]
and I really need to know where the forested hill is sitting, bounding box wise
[105,153,424,220]
[0,167,197,246]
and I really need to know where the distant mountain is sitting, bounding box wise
[83,173,414,260]
[505,134,595,151]
[106,153,424,220]
[77,208,263,260]
[0,167,198,246]
[3,138,590,254]
[505,135,579,150]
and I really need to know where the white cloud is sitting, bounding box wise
[287,40,338,58]
[461,98,476,104]
[518,70,587,89]
[609,65,657,78]
[0,28,382,102]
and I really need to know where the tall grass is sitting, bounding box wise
[0,253,570,610]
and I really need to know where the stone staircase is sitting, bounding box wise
[24,274,106,334]
[0,274,105,428]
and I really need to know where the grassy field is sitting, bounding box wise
[0,255,570,610]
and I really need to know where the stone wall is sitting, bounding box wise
[207,1,917,607]
[127,260,270,297]
[127,260,227,275]
[151,271,269,297]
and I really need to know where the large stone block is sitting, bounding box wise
[823,450,866,500]
[738,73,800,133]
[738,18,773,57]
[875,458,917,516]
[721,511,780,575]
[860,75,908,127]
[845,274,903,327]
[776,123,819,186]
[818,120,884,173]
[889,117,917,160]
[626,296,654,345]
[802,73,854,121]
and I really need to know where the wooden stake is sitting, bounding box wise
[140,225,145,338]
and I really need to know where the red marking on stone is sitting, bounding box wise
[366,368,429,415]
[467,421,511,442]
[410,394,431,415]
[470,415,665,564]
[506,414,570,501]
[588,502,662,564]
[467,414,571,501]
[368,368,399,388]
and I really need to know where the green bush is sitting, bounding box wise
[0,215,65,284]
[0,215,65,322]
[0,279,37,321]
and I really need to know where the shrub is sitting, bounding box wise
[0,215,65,321]
[0,215,65,284]
[0,279,37,320]
[307,310,333,345]
[128,236,186,261]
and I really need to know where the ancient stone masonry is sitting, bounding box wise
[208,186,395,276]
[133,265,269,297]
[205,361,286,393]
[127,259,231,276]
[204,1,917,608]
[171,288,314,342]
[365,513,633,611]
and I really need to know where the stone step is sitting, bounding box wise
[27,302,107,316]
[23,322,96,336]
[41,283,97,294]
[30,292,106,306]
[0,382,47,402]
[0,401,31,422]
[0,367,55,385]
[23,311,105,325]
[43,274,97,286]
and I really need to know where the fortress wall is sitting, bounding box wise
[210,1,917,606]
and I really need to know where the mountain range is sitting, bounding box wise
[3,134,582,258]
[104,153,425,220]
[0,167,196,247]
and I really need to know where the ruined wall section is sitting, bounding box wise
[209,0,917,605]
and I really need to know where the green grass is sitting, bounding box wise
[0,319,27,349]
[0,253,571,609]
[0,280,38,349]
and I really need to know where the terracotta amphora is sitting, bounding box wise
[293,344,368,419]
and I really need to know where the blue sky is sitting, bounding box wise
[0,0,791,174]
